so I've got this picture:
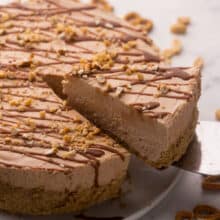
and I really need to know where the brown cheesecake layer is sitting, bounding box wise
[0,68,130,214]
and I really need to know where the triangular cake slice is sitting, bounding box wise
[64,65,201,168]
[0,69,130,215]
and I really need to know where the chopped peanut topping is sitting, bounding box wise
[49,107,57,113]
[25,118,36,129]
[39,111,46,119]
[63,134,72,143]
[193,57,204,70]
[73,51,116,77]
[4,137,12,144]
[24,98,33,107]
[9,99,21,107]
[18,106,25,112]
[103,39,111,47]
[0,71,6,79]
[157,84,170,95]
[11,127,19,136]
[56,24,77,42]
[60,150,76,159]
[0,14,10,22]
[0,28,6,36]
[28,71,36,82]
[96,75,106,84]
[137,73,144,81]
[122,41,137,51]
[59,127,71,135]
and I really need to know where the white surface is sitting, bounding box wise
[106,0,220,219]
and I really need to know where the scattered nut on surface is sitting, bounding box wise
[215,109,220,121]
[161,39,182,60]
[171,39,182,54]
[178,16,191,25]
[170,16,191,34]
[170,22,187,34]
[193,57,204,70]
[124,12,153,33]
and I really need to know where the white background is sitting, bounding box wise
[108,0,220,219]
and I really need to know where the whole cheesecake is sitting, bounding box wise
[0,0,201,168]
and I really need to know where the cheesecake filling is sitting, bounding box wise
[64,74,199,167]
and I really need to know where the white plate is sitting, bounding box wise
[0,0,181,219]
[0,157,181,220]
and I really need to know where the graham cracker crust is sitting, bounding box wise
[0,177,124,215]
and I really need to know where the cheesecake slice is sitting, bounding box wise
[0,69,130,215]
[64,65,200,168]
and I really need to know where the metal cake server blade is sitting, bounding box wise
[174,121,220,176]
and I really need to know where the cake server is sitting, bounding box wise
[175,121,220,176]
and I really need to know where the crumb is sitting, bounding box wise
[193,57,204,70]
[96,75,106,84]
[171,39,182,54]
[170,16,191,34]
[39,110,46,119]
[216,109,220,121]
[24,98,33,107]
[0,71,6,78]
[161,39,182,60]
[170,22,187,34]
[124,12,153,33]
[178,16,191,25]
